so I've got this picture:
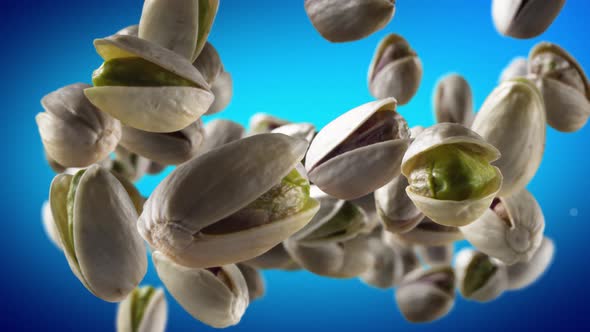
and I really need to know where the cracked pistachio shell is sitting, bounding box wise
[386,216,464,246]
[198,119,245,155]
[368,34,422,105]
[472,78,545,197]
[506,237,554,290]
[84,34,213,133]
[120,120,205,165]
[304,0,395,42]
[138,134,319,268]
[49,165,147,302]
[111,146,151,183]
[455,249,508,302]
[499,57,529,82]
[271,123,317,144]
[153,252,248,328]
[242,243,301,271]
[42,201,62,250]
[416,244,454,266]
[236,263,266,301]
[248,113,291,135]
[36,83,122,168]
[306,98,411,200]
[460,189,545,265]
[401,123,503,227]
[206,70,233,115]
[492,0,565,39]
[193,42,222,85]
[375,175,424,234]
[116,25,138,37]
[116,286,167,332]
[529,42,590,132]
[360,237,403,289]
[433,74,474,126]
[395,266,455,323]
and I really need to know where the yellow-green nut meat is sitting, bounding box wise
[455,248,508,303]
[236,263,266,301]
[472,78,545,197]
[492,0,565,39]
[401,123,503,227]
[528,42,590,132]
[116,286,167,332]
[36,83,122,168]
[153,252,248,328]
[506,237,554,290]
[304,0,395,43]
[306,98,411,200]
[138,134,320,268]
[49,165,147,302]
[433,74,474,126]
[85,34,213,133]
[374,175,424,234]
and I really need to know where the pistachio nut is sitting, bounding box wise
[395,266,455,323]
[368,34,422,105]
[248,113,291,135]
[198,119,245,155]
[472,78,545,197]
[116,25,138,37]
[236,263,266,301]
[401,123,503,227]
[506,237,554,290]
[360,237,403,289]
[49,165,147,302]
[153,252,248,328]
[528,42,590,132]
[350,193,380,232]
[492,0,565,39]
[85,34,213,133]
[460,189,545,265]
[146,161,167,175]
[375,175,424,234]
[499,57,528,82]
[45,152,67,173]
[433,74,474,126]
[386,216,463,246]
[304,0,395,42]
[271,123,317,144]
[36,83,122,168]
[306,98,411,200]
[242,243,300,271]
[416,244,454,266]
[42,201,62,250]
[455,248,508,302]
[207,70,233,115]
[111,146,151,183]
[192,42,222,85]
[138,134,320,268]
[116,286,167,332]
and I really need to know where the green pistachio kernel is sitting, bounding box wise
[131,286,156,332]
[305,202,365,242]
[92,57,197,88]
[65,169,86,262]
[463,253,497,297]
[409,145,497,201]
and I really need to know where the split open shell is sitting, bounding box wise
[455,248,508,302]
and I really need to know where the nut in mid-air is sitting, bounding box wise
[375,174,424,234]
[455,248,508,303]
[492,0,565,39]
[433,74,474,126]
[116,286,167,332]
[506,237,554,290]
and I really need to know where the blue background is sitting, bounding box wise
[1,0,589,330]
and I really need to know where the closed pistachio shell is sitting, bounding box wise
[499,57,528,82]
[460,189,545,265]
[385,216,463,246]
[402,123,503,227]
[36,83,121,168]
[206,70,233,115]
[350,193,380,231]
[472,78,545,197]
[416,244,454,266]
[116,286,167,332]
[248,113,291,135]
[50,165,147,302]
[193,42,222,85]
[42,201,62,250]
[138,134,319,268]
[116,25,138,37]
[306,98,410,200]
[375,175,424,234]
[236,263,266,301]
[492,0,565,39]
[395,266,455,323]
[433,74,474,126]
[153,252,248,328]
[242,243,300,271]
[455,249,508,302]
[198,119,245,155]
[368,34,422,105]
[271,123,317,144]
[360,237,403,289]
[506,237,554,290]
[304,0,395,43]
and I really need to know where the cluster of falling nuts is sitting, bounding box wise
[35,0,585,330]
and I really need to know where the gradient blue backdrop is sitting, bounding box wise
[2,0,589,330]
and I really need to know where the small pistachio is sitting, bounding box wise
[506,237,554,290]
[416,244,454,267]
[492,0,565,39]
[198,119,245,155]
[455,248,508,302]
[116,286,167,332]
[42,201,62,250]
[192,42,222,85]
[375,175,424,234]
[360,236,403,289]
[433,74,474,126]
[236,263,266,301]
[248,113,291,135]
[499,57,528,82]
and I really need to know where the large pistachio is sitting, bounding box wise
[472,78,545,197]
[42,201,62,250]
[198,119,245,155]
[386,216,463,246]
[85,34,213,133]
[368,34,422,105]
[193,42,222,85]
[36,83,121,168]
[360,236,403,289]
[153,252,248,328]
[433,74,474,126]
[528,42,590,132]
[248,113,291,135]
[506,237,554,290]
[49,165,147,302]
[401,123,503,227]
[375,175,424,234]
[236,263,266,301]
[304,0,394,42]
[116,286,167,332]
[306,98,411,200]
[271,123,317,144]
[207,70,233,115]
[460,189,545,265]
[416,244,454,266]
[242,243,300,271]
[395,266,455,323]
[499,57,528,82]
[138,134,319,268]
[492,0,565,39]
[455,249,508,302]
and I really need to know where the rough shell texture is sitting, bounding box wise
[492,0,565,39]
[506,237,554,290]
[116,287,168,332]
[360,237,403,288]
[387,217,464,246]
[375,175,424,234]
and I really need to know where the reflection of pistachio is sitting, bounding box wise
[116,286,167,332]
[388,216,463,246]
[506,237,554,290]
[492,0,565,39]
[416,244,454,266]
[375,175,424,234]
[455,249,508,302]
[236,263,266,301]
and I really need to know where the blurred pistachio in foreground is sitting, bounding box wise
[375,175,424,234]
[138,134,319,268]
[306,98,410,200]
[153,252,248,328]
[304,0,395,43]
[368,34,422,105]
[248,113,291,135]
[492,0,565,39]
[199,119,245,155]
[395,266,455,323]
[50,165,147,302]
[455,248,508,303]
[360,236,403,289]
[242,243,300,271]
[41,201,62,250]
[386,216,463,246]
[433,74,474,126]
[506,237,554,290]
[236,263,266,301]
[116,286,167,332]
[36,83,122,168]
[417,244,454,266]
[499,57,528,82]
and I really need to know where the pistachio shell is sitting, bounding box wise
[492,0,565,39]
[460,189,545,265]
[153,252,248,328]
[433,74,474,126]
[535,77,590,132]
[116,287,167,332]
[248,113,291,135]
[111,146,152,183]
[193,42,222,85]
[236,263,266,301]
[416,244,454,266]
[242,243,300,270]
[455,249,508,302]
[499,57,528,82]
[116,25,138,37]
[42,201,62,250]
[193,0,220,60]
[206,70,233,115]
[271,123,317,143]
[360,237,403,289]
[375,175,424,234]
[386,216,464,246]
[506,237,554,290]
[198,119,245,154]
